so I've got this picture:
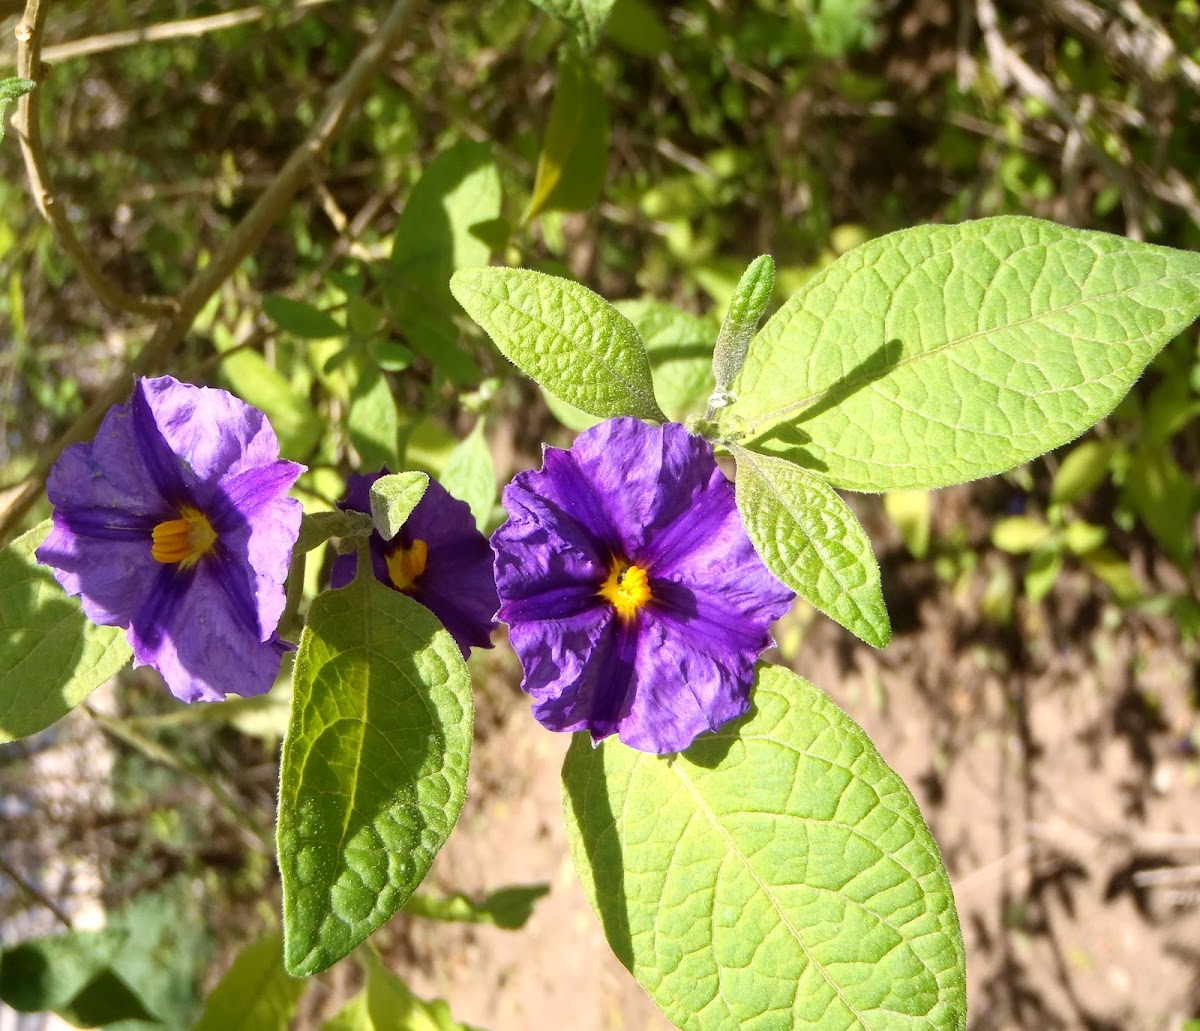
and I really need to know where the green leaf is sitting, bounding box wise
[0,77,34,143]
[1081,546,1141,604]
[348,366,401,470]
[192,934,305,1031]
[605,0,671,56]
[712,255,775,397]
[0,928,157,1025]
[1062,520,1106,555]
[322,992,372,1031]
[732,217,1200,491]
[0,521,132,743]
[525,0,615,51]
[563,664,966,1031]
[1050,439,1115,505]
[369,471,429,541]
[295,510,375,555]
[523,47,609,222]
[545,299,717,428]
[732,446,890,648]
[386,142,502,385]
[263,295,345,339]
[220,349,321,460]
[277,576,473,976]
[1124,446,1197,565]
[438,423,495,531]
[404,884,550,930]
[883,490,931,559]
[992,516,1056,554]
[1024,546,1063,602]
[362,950,480,1031]
[450,267,666,422]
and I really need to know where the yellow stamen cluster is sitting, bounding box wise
[599,559,652,621]
[386,538,428,592]
[151,506,218,567]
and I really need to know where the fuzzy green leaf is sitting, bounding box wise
[369,471,429,541]
[450,267,666,422]
[525,0,615,51]
[733,217,1200,491]
[0,77,34,142]
[563,664,966,1031]
[277,577,473,976]
[192,935,305,1031]
[712,254,775,396]
[438,423,495,530]
[0,521,132,743]
[733,446,890,647]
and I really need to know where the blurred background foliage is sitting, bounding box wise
[1,0,1199,1025]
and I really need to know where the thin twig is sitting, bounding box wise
[0,852,75,930]
[1,0,336,67]
[13,0,178,317]
[0,0,418,544]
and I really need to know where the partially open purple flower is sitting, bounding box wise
[330,470,498,658]
[491,418,795,754]
[36,376,304,703]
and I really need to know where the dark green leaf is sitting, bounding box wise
[263,296,345,339]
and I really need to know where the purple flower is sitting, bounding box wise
[36,376,304,703]
[329,470,499,657]
[491,418,795,754]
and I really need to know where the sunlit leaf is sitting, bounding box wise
[277,577,472,976]
[0,521,131,743]
[450,267,665,422]
[192,934,305,1031]
[525,0,615,52]
[733,218,1200,491]
[404,884,550,930]
[369,471,429,541]
[563,664,966,1030]
[348,366,401,470]
[438,423,495,530]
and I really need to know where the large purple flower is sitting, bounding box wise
[491,418,795,754]
[36,376,304,703]
[329,470,498,658]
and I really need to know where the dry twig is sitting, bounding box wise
[0,0,418,543]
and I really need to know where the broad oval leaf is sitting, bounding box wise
[732,446,890,647]
[0,521,131,743]
[277,576,473,976]
[450,267,666,422]
[192,934,305,1031]
[732,217,1200,491]
[563,664,966,1031]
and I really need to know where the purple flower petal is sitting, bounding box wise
[37,375,304,704]
[491,418,794,754]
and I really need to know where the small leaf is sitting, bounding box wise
[295,510,375,555]
[523,47,609,223]
[563,664,967,1031]
[884,490,932,559]
[732,446,890,647]
[525,0,615,52]
[992,516,1055,554]
[369,471,429,541]
[1050,439,1115,505]
[438,423,495,530]
[711,254,774,396]
[220,349,321,460]
[192,934,305,1031]
[277,577,473,976]
[1024,546,1063,602]
[1081,546,1141,603]
[363,950,480,1031]
[450,267,666,422]
[263,296,345,339]
[733,217,1200,491]
[1124,446,1197,566]
[1062,520,1106,555]
[0,77,34,143]
[404,884,550,930]
[606,0,671,56]
[0,521,132,743]
[348,366,401,469]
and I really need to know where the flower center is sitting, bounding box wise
[151,506,217,567]
[599,559,652,621]
[386,539,427,592]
